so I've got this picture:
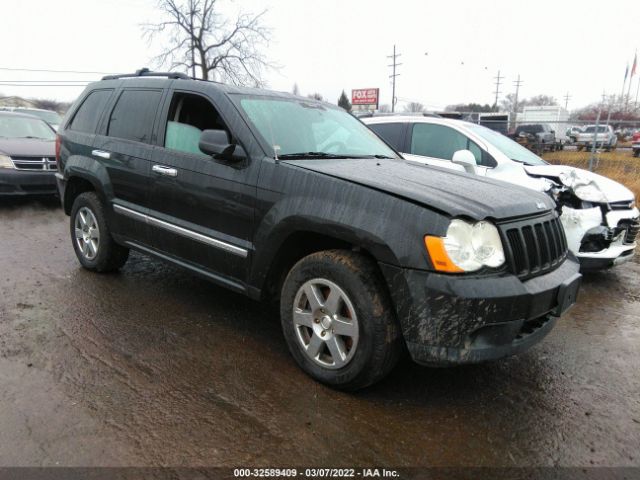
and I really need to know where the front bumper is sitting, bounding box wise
[380,258,581,366]
[0,169,57,195]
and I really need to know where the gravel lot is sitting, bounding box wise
[0,198,639,467]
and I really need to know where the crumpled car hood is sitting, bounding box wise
[524,164,634,204]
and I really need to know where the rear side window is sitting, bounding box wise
[107,89,162,143]
[368,123,404,150]
[68,89,113,134]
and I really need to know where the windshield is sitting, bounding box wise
[467,123,547,166]
[15,109,62,125]
[236,96,398,159]
[0,115,56,140]
[583,126,608,133]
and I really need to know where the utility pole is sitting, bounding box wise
[387,45,401,112]
[563,92,571,110]
[512,74,523,129]
[493,70,503,111]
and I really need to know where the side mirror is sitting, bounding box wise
[452,149,477,174]
[550,129,555,134]
[199,129,246,161]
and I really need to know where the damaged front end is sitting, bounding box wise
[541,169,639,269]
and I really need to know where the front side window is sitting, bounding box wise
[411,124,467,160]
[236,96,398,159]
[367,123,405,150]
[0,115,55,140]
[68,89,113,134]
[163,92,229,156]
[410,123,497,168]
[107,89,162,143]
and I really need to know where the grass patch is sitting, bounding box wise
[543,150,640,201]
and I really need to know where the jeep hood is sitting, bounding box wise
[284,158,554,220]
[0,138,55,157]
[524,164,634,204]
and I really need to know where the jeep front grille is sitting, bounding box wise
[11,156,57,171]
[502,215,568,279]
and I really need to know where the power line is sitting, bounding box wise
[0,67,113,75]
[0,83,89,87]
[387,45,401,112]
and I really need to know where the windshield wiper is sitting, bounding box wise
[278,152,352,159]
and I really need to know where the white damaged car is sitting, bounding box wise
[363,115,639,270]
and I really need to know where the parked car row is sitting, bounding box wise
[1,70,635,390]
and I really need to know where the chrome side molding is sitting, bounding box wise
[113,204,248,258]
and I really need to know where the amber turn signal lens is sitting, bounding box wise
[424,236,464,273]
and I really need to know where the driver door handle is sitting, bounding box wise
[152,165,178,177]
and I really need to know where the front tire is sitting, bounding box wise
[280,250,402,390]
[70,192,129,272]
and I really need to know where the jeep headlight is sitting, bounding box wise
[0,154,14,169]
[425,219,506,273]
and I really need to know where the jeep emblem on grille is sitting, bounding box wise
[536,201,546,209]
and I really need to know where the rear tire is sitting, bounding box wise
[280,250,402,390]
[70,192,129,272]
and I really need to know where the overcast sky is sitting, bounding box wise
[1,0,639,111]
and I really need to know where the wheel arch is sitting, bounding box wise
[249,221,400,305]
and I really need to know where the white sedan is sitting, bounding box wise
[363,115,639,270]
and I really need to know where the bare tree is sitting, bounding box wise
[307,93,324,101]
[144,0,273,86]
[404,101,425,113]
[292,83,300,96]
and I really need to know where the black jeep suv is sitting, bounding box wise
[55,70,581,390]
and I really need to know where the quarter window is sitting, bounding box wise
[107,90,162,143]
[68,89,113,134]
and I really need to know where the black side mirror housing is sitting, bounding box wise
[199,129,246,161]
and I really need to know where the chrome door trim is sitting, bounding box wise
[92,149,111,159]
[113,204,248,258]
[152,165,178,177]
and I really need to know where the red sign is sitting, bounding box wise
[352,88,379,107]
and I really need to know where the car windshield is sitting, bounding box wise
[16,109,62,125]
[0,115,56,140]
[467,123,547,166]
[583,126,608,133]
[236,96,398,159]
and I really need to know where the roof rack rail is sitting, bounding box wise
[101,68,191,81]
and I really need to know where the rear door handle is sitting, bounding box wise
[92,149,111,160]
[152,165,178,177]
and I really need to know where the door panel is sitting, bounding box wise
[146,90,258,284]
[93,88,164,245]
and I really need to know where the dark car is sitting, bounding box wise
[512,124,557,153]
[0,112,58,195]
[55,70,582,390]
